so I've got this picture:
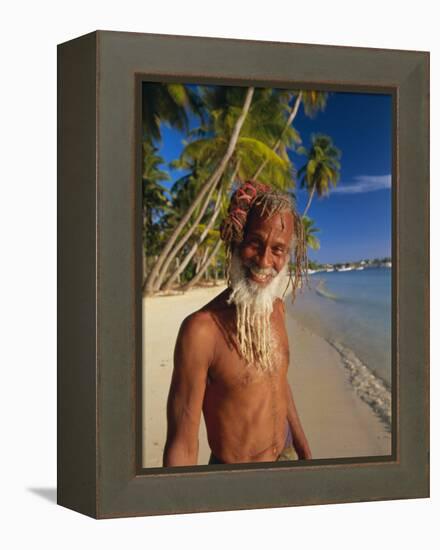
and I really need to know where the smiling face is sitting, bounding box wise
[238,208,294,288]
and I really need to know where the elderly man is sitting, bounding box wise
[163,181,312,466]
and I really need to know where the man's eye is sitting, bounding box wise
[273,247,285,255]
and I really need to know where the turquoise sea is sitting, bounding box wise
[286,267,392,423]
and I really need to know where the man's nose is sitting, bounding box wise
[256,247,272,269]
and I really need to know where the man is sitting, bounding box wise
[163,181,312,466]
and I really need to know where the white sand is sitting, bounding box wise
[142,284,391,468]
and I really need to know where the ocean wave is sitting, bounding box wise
[315,279,338,300]
[328,339,392,429]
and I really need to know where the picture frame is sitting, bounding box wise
[57,30,429,518]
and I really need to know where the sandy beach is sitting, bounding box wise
[142,284,391,468]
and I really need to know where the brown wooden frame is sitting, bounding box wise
[57,30,429,518]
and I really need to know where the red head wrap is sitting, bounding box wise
[220,180,271,245]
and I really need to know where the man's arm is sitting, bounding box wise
[163,313,213,467]
[286,383,312,460]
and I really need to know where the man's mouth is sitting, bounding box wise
[247,265,274,285]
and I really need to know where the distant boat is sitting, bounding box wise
[326,268,334,272]
[356,266,364,271]
[337,266,353,272]
[384,262,392,268]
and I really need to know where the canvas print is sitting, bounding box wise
[140,83,392,468]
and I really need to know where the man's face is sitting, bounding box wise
[238,209,293,288]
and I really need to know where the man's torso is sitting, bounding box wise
[199,290,290,463]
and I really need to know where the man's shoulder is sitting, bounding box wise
[179,309,217,343]
[178,288,230,346]
[176,309,218,366]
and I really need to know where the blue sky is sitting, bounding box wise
[150,87,392,264]
[289,91,392,263]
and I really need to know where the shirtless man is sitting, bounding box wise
[163,181,312,466]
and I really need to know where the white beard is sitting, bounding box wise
[227,249,288,371]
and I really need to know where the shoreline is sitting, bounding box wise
[288,276,392,430]
[284,311,391,460]
[300,271,392,386]
[142,284,391,468]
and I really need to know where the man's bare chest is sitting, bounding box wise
[207,319,289,390]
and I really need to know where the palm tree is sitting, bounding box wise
[143,86,255,295]
[301,90,328,118]
[297,134,341,217]
[182,238,223,291]
[159,90,330,292]
[153,88,299,292]
[302,216,321,250]
[161,161,240,291]
[141,82,204,284]
[252,90,328,181]
[142,83,203,142]
[180,87,296,189]
[141,142,170,280]
[143,87,330,294]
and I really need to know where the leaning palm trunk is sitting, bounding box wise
[214,260,218,284]
[195,255,202,274]
[252,91,302,181]
[162,160,240,290]
[143,87,255,295]
[152,178,219,292]
[197,247,210,274]
[182,239,223,291]
[302,183,316,217]
[162,192,223,290]
[153,143,243,294]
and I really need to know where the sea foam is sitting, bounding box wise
[315,279,338,300]
[328,339,392,429]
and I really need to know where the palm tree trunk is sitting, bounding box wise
[302,183,316,217]
[143,87,255,295]
[252,91,302,181]
[182,239,223,291]
[195,255,202,274]
[152,178,219,291]
[162,159,240,290]
[214,258,218,284]
[175,257,181,284]
[162,191,222,290]
[198,247,209,273]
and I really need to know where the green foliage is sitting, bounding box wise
[301,90,328,118]
[182,86,299,189]
[142,141,171,256]
[298,134,341,198]
[302,216,321,250]
[142,83,204,142]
